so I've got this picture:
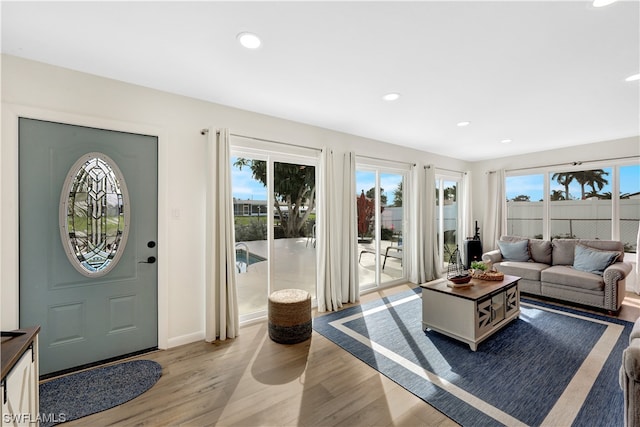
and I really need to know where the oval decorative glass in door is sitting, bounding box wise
[59,152,130,277]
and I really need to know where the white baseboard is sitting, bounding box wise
[166,331,204,349]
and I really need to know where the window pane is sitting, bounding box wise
[272,161,316,297]
[549,168,612,239]
[380,173,404,281]
[62,154,129,277]
[357,170,377,289]
[506,174,543,238]
[356,168,407,289]
[231,156,268,318]
[621,164,639,253]
[443,180,458,263]
[436,178,459,268]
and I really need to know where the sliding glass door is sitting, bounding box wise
[356,162,407,291]
[231,154,269,320]
[435,174,461,271]
[231,145,318,322]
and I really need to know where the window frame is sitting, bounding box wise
[355,157,411,291]
[504,158,639,253]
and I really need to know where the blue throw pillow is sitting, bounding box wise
[497,240,530,262]
[573,244,619,276]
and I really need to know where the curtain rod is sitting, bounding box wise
[488,154,639,174]
[357,154,416,167]
[425,165,467,175]
[201,129,322,153]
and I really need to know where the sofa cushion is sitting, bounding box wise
[552,239,578,265]
[541,265,604,291]
[497,239,530,262]
[495,261,548,281]
[529,239,552,264]
[573,244,620,276]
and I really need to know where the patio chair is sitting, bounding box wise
[383,235,403,269]
[306,223,316,248]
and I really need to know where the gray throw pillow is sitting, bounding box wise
[573,244,619,276]
[552,239,578,265]
[529,239,552,264]
[497,239,530,262]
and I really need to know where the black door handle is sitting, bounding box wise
[139,256,156,264]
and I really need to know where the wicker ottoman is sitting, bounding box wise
[268,289,312,344]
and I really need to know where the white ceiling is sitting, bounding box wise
[2,1,639,161]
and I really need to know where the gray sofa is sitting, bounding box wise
[482,236,632,313]
[621,317,640,427]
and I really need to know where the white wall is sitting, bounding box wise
[1,55,468,347]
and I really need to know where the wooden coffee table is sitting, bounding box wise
[420,275,520,350]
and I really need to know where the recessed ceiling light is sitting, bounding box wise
[237,32,261,49]
[592,0,618,7]
[457,121,471,127]
[501,139,512,144]
[625,73,640,82]
[382,93,400,101]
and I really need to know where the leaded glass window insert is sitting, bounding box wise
[60,153,130,277]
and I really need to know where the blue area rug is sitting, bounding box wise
[313,288,632,427]
[39,360,162,426]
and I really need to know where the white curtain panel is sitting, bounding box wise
[425,165,441,281]
[459,171,473,263]
[410,164,426,283]
[482,169,506,252]
[402,164,415,283]
[341,152,359,305]
[316,149,342,312]
[412,165,441,283]
[205,128,239,342]
[317,150,358,312]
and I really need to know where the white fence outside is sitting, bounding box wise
[507,199,639,252]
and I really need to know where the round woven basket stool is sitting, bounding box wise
[268,289,312,344]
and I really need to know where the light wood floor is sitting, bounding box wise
[63,284,640,427]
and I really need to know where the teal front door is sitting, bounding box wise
[19,118,158,376]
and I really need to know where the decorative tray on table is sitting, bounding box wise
[471,270,504,281]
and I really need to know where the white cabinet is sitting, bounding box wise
[1,327,40,427]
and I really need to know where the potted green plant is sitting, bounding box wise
[470,261,487,272]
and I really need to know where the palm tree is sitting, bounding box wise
[550,190,565,201]
[573,169,609,199]
[551,172,574,200]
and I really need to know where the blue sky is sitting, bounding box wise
[231,157,267,200]
[506,165,639,201]
[231,158,404,202]
[355,171,403,201]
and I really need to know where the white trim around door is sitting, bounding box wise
[0,103,169,350]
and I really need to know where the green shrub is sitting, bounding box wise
[381,227,394,241]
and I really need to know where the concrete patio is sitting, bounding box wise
[236,237,404,319]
